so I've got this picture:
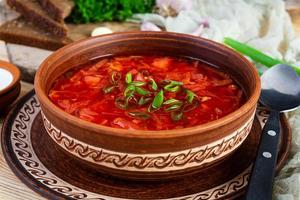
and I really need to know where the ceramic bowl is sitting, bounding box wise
[35,32,260,180]
[0,60,21,111]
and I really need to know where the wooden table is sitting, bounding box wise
[1,10,300,200]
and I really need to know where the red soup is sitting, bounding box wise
[49,56,244,130]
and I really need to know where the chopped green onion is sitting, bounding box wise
[170,80,183,86]
[103,85,116,94]
[130,81,146,87]
[162,80,183,86]
[165,104,182,112]
[111,71,121,84]
[138,97,152,105]
[124,84,135,97]
[183,100,199,112]
[186,90,197,103]
[164,85,181,92]
[149,78,158,91]
[171,111,183,121]
[125,72,132,84]
[147,104,160,112]
[163,98,181,105]
[152,90,164,109]
[115,98,128,110]
[164,80,183,92]
[136,87,150,96]
[127,111,151,120]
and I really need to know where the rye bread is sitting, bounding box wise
[6,0,68,37]
[37,0,74,22]
[0,17,72,50]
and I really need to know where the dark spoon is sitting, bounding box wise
[245,64,300,200]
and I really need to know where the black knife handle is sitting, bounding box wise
[245,110,280,200]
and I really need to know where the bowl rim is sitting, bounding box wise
[35,31,261,139]
[0,60,21,96]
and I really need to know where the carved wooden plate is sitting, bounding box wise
[1,90,291,200]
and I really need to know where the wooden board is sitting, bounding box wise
[1,91,291,200]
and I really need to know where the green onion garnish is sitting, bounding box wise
[183,100,199,112]
[186,90,197,103]
[138,96,152,105]
[152,90,164,109]
[127,111,151,120]
[165,104,182,112]
[163,98,182,105]
[103,85,116,94]
[171,111,183,121]
[164,80,183,92]
[130,81,146,87]
[124,84,135,97]
[125,72,132,84]
[136,87,150,96]
[115,98,128,110]
[149,78,158,91]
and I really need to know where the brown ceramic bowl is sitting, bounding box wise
[35,32,260,180]
[0,60,21,111]
[0,60,20,96]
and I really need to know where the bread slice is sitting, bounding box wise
[37,0,74,22]
[0,18,72,50]
[6,0,68,37]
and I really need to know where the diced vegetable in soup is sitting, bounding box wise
[49,56,244,130]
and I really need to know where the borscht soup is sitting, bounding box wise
[49,56,244,130]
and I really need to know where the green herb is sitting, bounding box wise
[171,111,183,121]
[147,104,160,112]
[165,104,182,112]
[164,85,181,92]
[186,90,197,103]
[224,37,300,75]
[136,87,150,96]
[138,97,152,106]
[164,81,183,92]
[164,98,183,112]
[124,84,135,97]
[115,97,128,110]
[149,78,158,91]
[69,0,155,24]
[152,90,164,109]
[183,100,200,112]
[125,72,132,84]
[163,98,181,105]
[127,111,151,120]
[130,81,146,87]
[103,85,116,94]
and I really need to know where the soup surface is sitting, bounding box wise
[49,56,244,130]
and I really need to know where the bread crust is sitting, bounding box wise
[7,0,68,37]
[37,0,74,22]
[0,18,72,50]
